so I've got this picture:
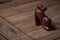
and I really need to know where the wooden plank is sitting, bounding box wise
[38,31,60,40]
[45,4,60,17]
[0,0,60,17]
[5,11,33,25]
[0,1,38,17]
[28,29,60,40]
[0,17,33,40]
[0,0,40,9]
[27,29,60,39]
[0,8,18,17]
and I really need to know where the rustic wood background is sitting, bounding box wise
[0,0,60,40]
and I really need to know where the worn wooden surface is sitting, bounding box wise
[0,0,60,40]
[0,17,33,40]
[0,35,6,40]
